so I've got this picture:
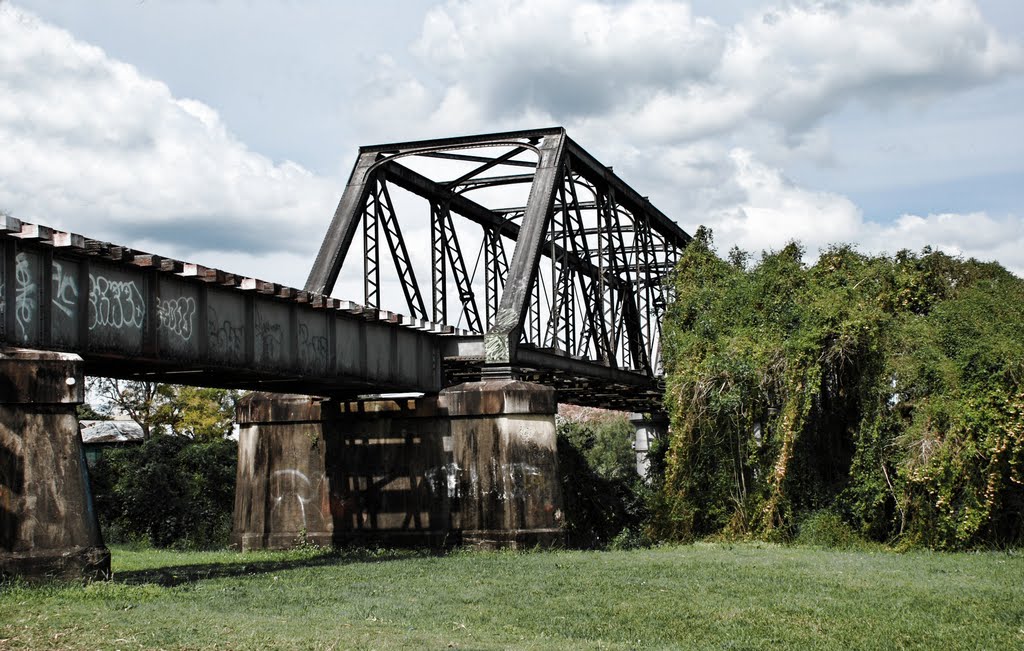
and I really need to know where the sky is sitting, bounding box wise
[1,0,1022,294]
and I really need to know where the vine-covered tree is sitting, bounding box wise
[656,230,1024,549]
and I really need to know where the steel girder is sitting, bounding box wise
[305,127,690,383]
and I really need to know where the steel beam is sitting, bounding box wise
[484,130,566,365]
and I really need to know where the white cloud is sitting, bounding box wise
[709,148,863,254]
[363,0,1024,276]
[3,0,1022,291]
[702,151,1024,275]
[868,211,1024,274]
[401,0,1022,147]
[0,3,339,288]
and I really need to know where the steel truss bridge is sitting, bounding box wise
[0,128,689,412]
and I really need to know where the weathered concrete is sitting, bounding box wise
[0,348,109,581]
[232,394,453,550]
[629,412,669,479]
[443,380,564,549]
[233,383,565,550]
[232,393,334,551]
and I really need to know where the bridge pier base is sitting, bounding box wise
[0,349,110,581]
[442,379,564,549]
[629,412,669,479]
[231,381,564,551]
[231,393,334,551]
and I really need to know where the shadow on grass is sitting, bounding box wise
[113,548,440,587]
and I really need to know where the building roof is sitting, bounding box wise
[80,419,144,444]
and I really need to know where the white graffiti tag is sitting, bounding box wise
[89,274,145,330]
[14,253,35,341]
[157,296,196,341]
[51,261,79,318]
[269,469,325,532]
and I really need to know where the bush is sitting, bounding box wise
[657,233,1024,550]
[89,435,237,549]
[557,412,650,549]
[795,511,861,549]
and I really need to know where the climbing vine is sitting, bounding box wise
[655,229,1024,549]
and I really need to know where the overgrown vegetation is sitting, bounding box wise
[656,230,1024,549]
[90,435,237,548]
[86,381,241,548]
[556,408,651,549]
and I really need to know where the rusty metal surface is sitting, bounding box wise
[303,127,689,405]
[0,220,441,397]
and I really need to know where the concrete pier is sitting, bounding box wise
[232,382,565,551]
[0,349,109,580]
[231,393,334,551]
[629,412,669,479]
[443,379,564,549]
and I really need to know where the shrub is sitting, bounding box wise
[557,411,650,549]
[90,435,237,549]
[657,233,1024,550]
[795,511,861,549]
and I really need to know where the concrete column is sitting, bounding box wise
[0,348,110,580]
[442,379,564,549]
[232,393,453,551]
[231,393,333,551]
[629,412,669,479]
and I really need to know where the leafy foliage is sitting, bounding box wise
[556,410,650,549]
[91,379,239,441]
[657,232,1024,549]
[155,385,238,441]
[90,435,237,549]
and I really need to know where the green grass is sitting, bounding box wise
[2,543,1022,650]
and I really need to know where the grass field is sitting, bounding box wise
[2,542,1022,650]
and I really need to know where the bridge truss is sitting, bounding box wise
[306,128,690,408]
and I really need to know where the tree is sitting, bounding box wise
[656,235,1024,549]
[91,378,171,439]
[156,386,238,441]
[91,435,238,548]
[90,379,239,441]
[556,407,649,548]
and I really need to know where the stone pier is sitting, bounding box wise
[442,379,563,549]
[231,393,334,551]
[0,349,109,580]
[629,412,669,479]
[231,381,564,551]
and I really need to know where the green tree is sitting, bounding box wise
[91,378,171,439]
[556,408,649,548]
[90,379,239,441]
[157,386,239,441]
[656,235,1024,549]
[93,435,237,548]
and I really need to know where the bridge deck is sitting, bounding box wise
[0,216,439,396]
[0,216,664,411]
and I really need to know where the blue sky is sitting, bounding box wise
[1,0,1021,290]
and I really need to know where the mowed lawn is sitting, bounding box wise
[1,543,1022,650]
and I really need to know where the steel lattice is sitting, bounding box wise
[306,128,690,410]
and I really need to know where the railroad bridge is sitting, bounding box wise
[0,128,689,579]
